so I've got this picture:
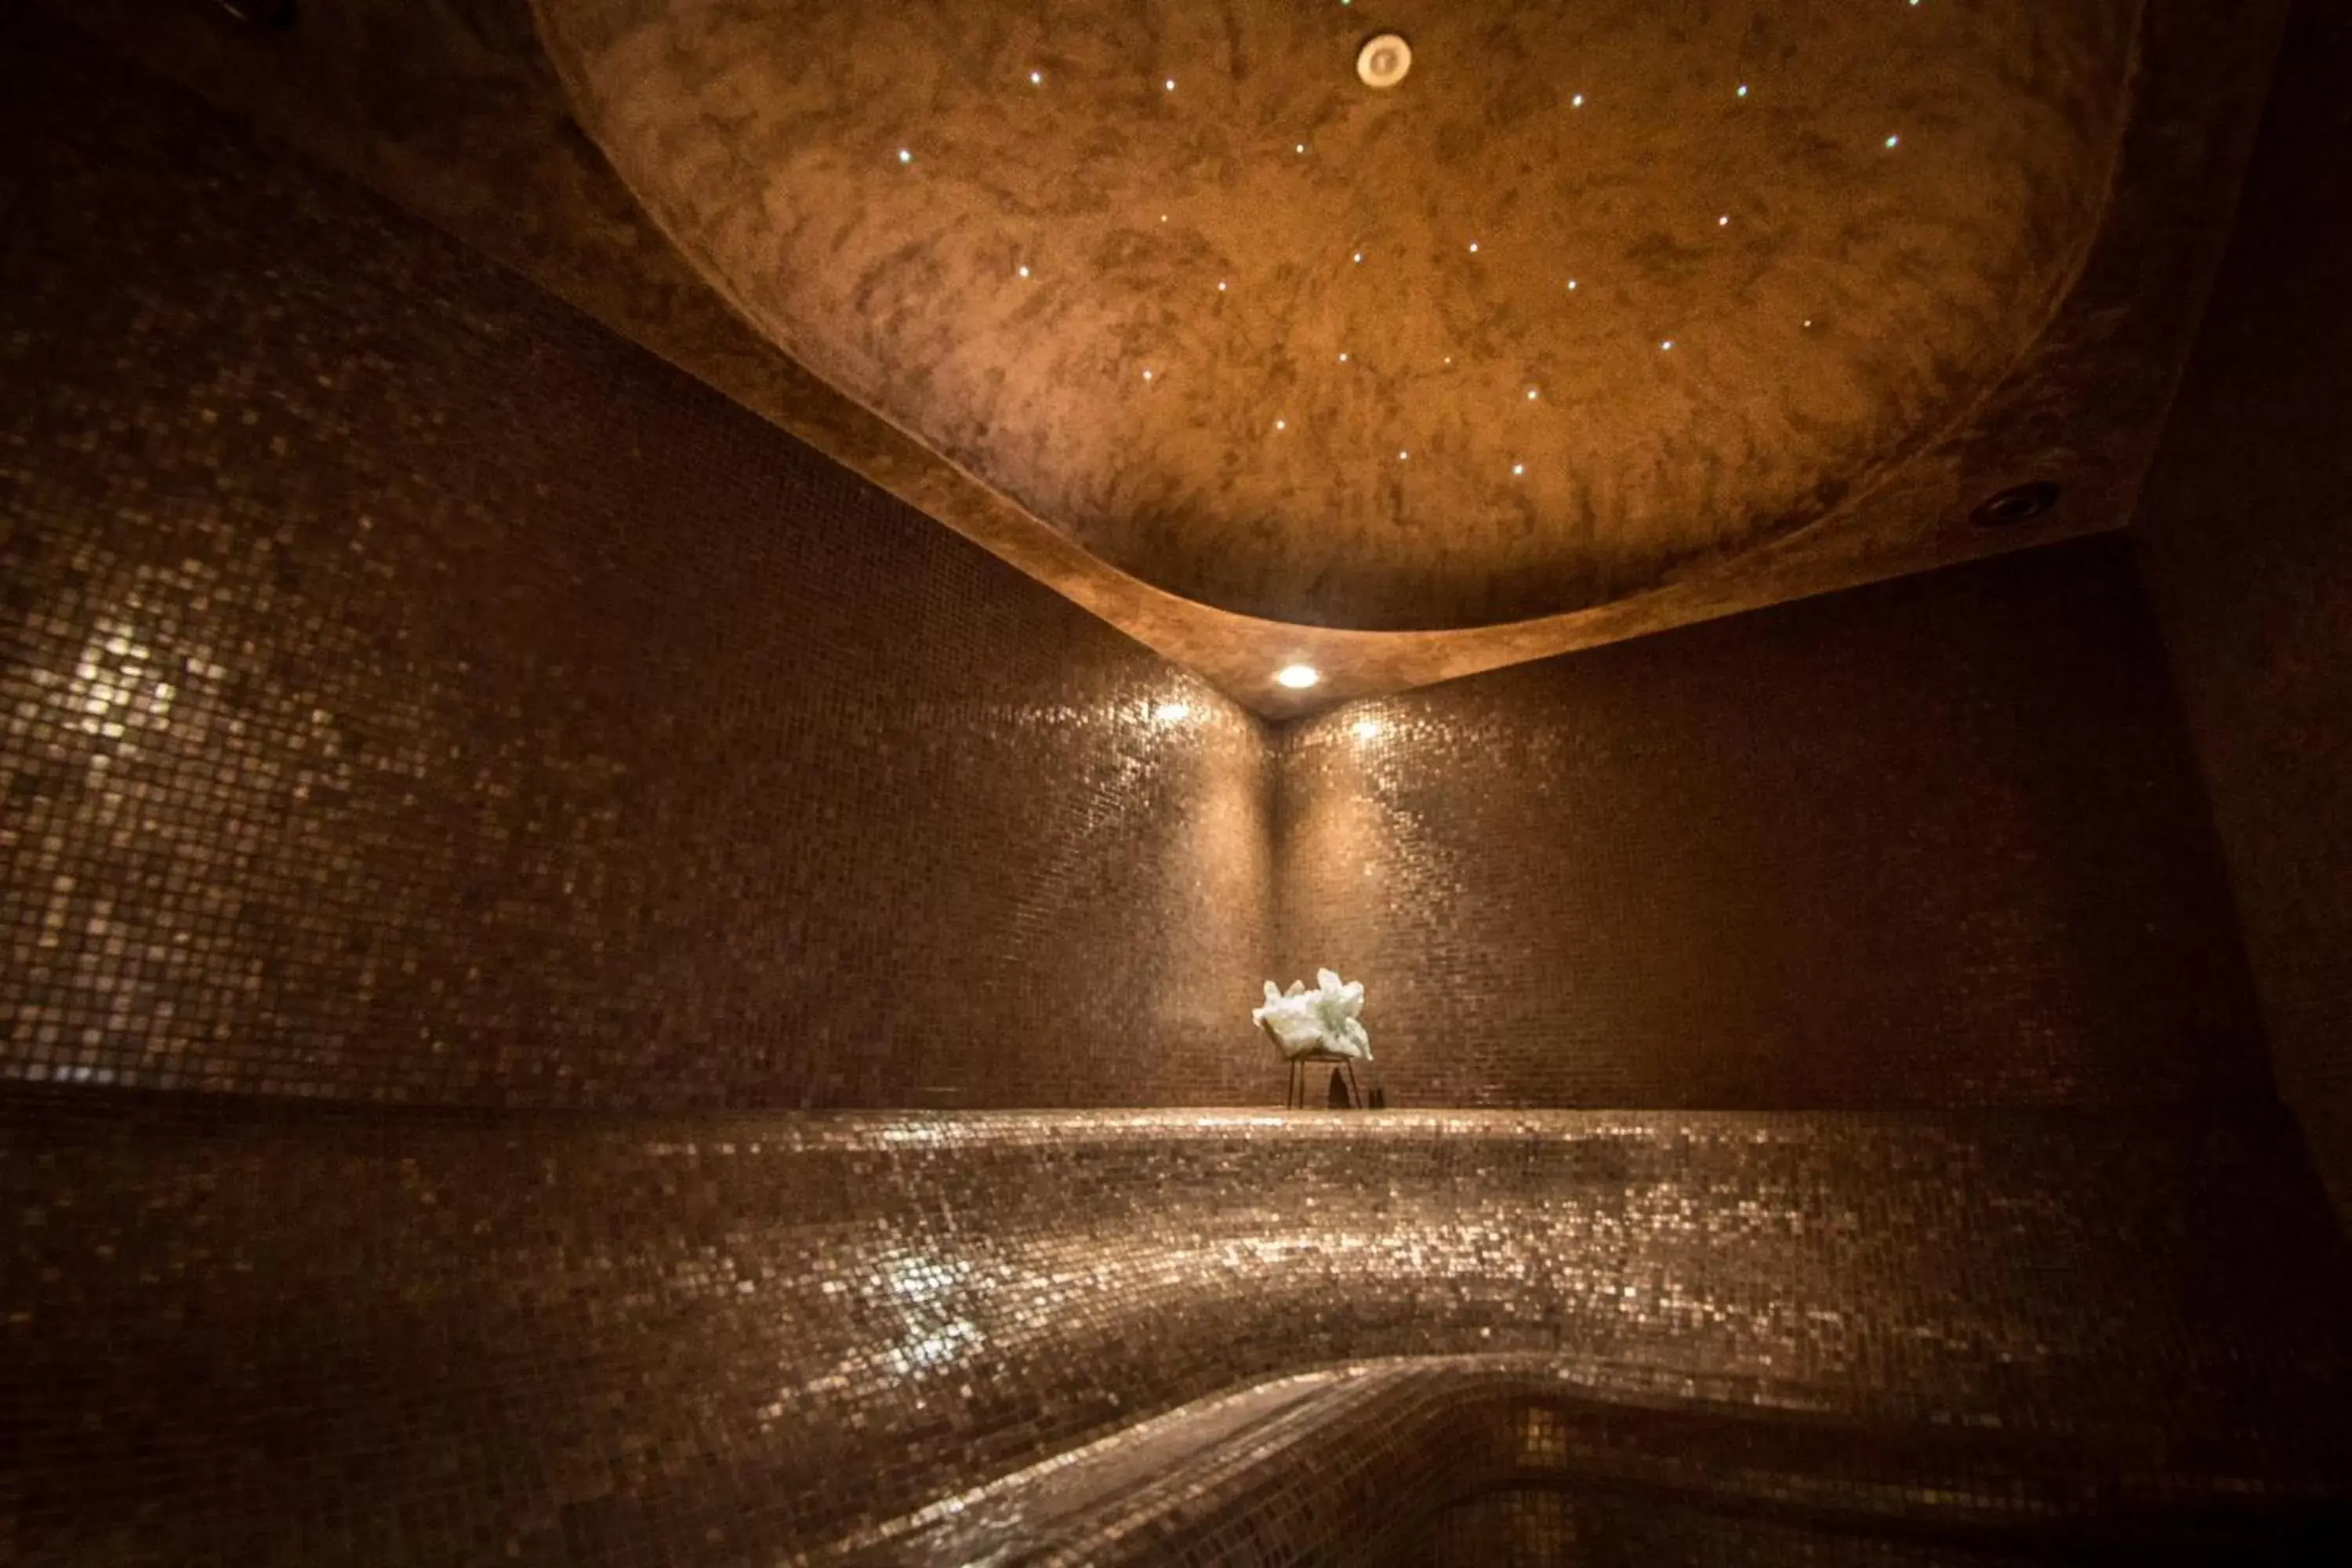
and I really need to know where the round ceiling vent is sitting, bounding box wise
[1970,481,2061,529]
[1357,34,1413,89]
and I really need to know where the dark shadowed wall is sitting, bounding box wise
[2131,0,2352,1226]
[1276,539,2270,1109]
[0,16,1271,1111]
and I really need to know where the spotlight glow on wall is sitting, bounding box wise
[1352,717,1382,740]
[1154,701,1192,722]
[1276,664,1320,689]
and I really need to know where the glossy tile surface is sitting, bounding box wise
[1277,541,2270,1109]
[0,18,1269,1109]
[7,1095,2349,1564]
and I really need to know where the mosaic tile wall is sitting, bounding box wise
[7,19,2350,1568]
[2132,0,2352,1227]
[7,1091,2348,1565]
[0,16,1272,1111]
[1276,539,2272,1110]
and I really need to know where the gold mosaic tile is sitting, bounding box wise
[6,1094,2350,1563]
[0,13,1270,1112]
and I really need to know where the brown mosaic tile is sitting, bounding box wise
[1277,539,2272,1111]
[0,15,1271,1111]
[5,16,2352,1568]
[5,1092,2349,1565]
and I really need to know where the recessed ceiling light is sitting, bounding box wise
[896,149,912,163]
[1017,264,1030,278]
[1338,351,1349,362]
[1397,449,1410,461]
[1512,462,1526,476]
[1526,387,1540,401]
[1276,664,1320,689]
[1718,215,1730,226]
[1661,339,1674,350]
[1571,93,1585,107]
[1737,84,1749,97]
[1971,481,2061,529]
[1566,278,1578,290]
[1885,134,1900,148]
[1164,78,1176,92]
[1468,241,1479,253]
[1218,281,1228,292]
[1275,419,1287,430]
[1030,71,1044,85]
[1142,368,1154,381]
[1356,34,1413,90]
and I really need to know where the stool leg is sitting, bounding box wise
[1344,1062,1360,1109]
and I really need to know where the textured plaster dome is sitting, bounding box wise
[535,0,2136,630]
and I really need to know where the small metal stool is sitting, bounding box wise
[1282,1048,1364,1109]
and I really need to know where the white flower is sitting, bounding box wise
[1251,970,1372,1061]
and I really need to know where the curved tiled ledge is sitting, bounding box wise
[5,1094,2350,1564]
[846,1358,2352,1566]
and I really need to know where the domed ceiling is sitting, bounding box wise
[535,0,2135,632]
[47,0,2275,711]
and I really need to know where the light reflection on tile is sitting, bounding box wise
[6,1096,2350,1564]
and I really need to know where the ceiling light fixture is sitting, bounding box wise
[1356,34,1412,90]
[1276,664,1320,689]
